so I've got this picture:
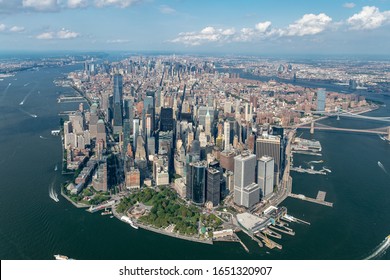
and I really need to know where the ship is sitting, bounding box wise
[120,216,139,229]
[54,254,69,260]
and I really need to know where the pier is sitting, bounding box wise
[288,192,333,207]
[269,225,295,236]
[57,96,86,103]
[255,232,282,250]
[87,200,115,213]
[291,166,326,175]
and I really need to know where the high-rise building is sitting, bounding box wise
[153,155,169,186]
[207,168,221,207]
[317,88,326,112]
[160,107,174,131]
[257,156,274,199]
[233,152,259,208]
[93,162,108,192]
[187,161,207,205]
[224,121,230,151]
[205,108,211,136]
[96,119,106,148]
[112,74,123,133]
[256,135,281,183]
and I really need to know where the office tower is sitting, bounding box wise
[198,106,214,128]
[224,101,232,114]
[89,103,99,138]
[93,162,108,192]
[224,121,230,151]
[187,161,207,205]
[135,135,146,160]
[257,156,274,199]
[233,152,259,208]
[112,74,123,133]
[133,118,140,151]
[207,168,221,207]
[96,119,106,148]
[144,91,155,132]
[153,155,169,186]
[317,88,326,112]
[123,98,134,131]
[160,107,174,131]
[205,108,211,136]
[256,135,281,182]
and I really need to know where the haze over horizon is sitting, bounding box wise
[0,0,389,55]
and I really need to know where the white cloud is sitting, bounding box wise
[171,26,237,46]
[22,0,59,11]
[159,5,175,14]
[67,0,88,8]
[0,24,6,32]
[36,32,54,39]
[36,28,80,39]
[107,39,130,43]
[255,21,271,33]
[9,25,25,32]
[57,28,79,38]
[283,13,332,36]
[343,3,356,9]
[94,0,141,8]
[347,6,390,30]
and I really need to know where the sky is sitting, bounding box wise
[0,0,389,55]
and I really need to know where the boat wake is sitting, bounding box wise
[378,161,389,175]
[364,236,390,260]
[308,160,324,164]
[19,108,37,118]
[39,135,48,139]
[49,185,59,202]
[19,84,38,105]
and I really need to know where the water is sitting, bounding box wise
[0,65,389,260]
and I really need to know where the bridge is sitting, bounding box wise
[291,107,390,139]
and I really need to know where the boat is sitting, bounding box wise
[110,216,114,218]
[120,216,139,229]
[54,165,58,171]
[101,208,112,216]
[54,254,69,260]
[49,187,59,202]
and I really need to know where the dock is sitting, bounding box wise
[290,167,326,175]
[256,232,282,250]
[57,96,86,103]
[288,192,333,207]
[269,225,295,236]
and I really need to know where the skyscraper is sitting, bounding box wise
[317,88,326,112]
[256,135,281,183]
[207,168,221,207]
[233,152,259,208]
[113,74,123,133]
[187,161,207,205]
[224,121,230,151]
[160,107,174,131]
[257,156,274,199]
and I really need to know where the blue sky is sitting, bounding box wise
[0,0,389,54]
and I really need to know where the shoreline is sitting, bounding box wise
[60,187,89,209]
[110,205,213,245]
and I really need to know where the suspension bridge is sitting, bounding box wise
[290,108,390,139]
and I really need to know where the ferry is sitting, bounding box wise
[120,216,139,229]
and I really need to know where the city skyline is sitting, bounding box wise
[0,0,389,55]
